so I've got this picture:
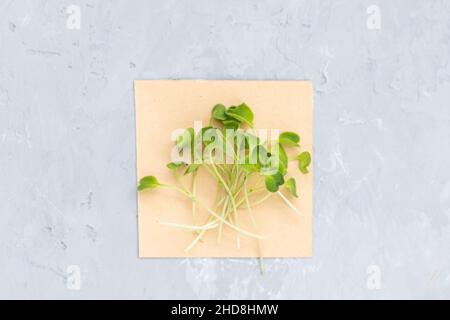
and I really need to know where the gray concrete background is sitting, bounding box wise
[1,0,449,299]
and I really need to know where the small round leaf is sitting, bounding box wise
[212,104,227,120]
[138,176,160,191]
[265,175,279,192]
[184,164,200,175]
[166,162,185,171]
[279,132,300,147]
[264,172,285,193]
[296,152,311,174]
[225,103,254,128]
[285,177,298,197]
[223,119,240,130]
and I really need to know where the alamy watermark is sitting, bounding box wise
[366,265,381,290]
[170,121,282,176]
[366,5,381,30]
[66,265,81,290]
[66,5,81,30]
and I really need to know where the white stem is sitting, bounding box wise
[217,197,229,243]
[209,152,238,217]
[191,171,197,219]
[202,201,264,239]
[159,220,218,231]
[277,191,303,217]
[185,229,207,252]
[245,178,265,274]
[166,182,264,239]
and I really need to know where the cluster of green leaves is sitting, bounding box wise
[212,103,254,129]
[138,102,312,262]
[157,103,310,196]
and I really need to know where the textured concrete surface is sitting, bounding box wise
[1,0,450,299]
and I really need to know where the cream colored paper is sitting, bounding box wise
[135,80,313,257]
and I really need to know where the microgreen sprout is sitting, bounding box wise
[138,103,311,272]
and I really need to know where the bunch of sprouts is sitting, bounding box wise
[138,103,311,271]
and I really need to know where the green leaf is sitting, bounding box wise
[271,142,288,175]
[225,103,254,128]
[184,163,200,175]
[222,119,240,130]
[273,171,285,185]
[211,104,227,120]
[138,176,161,191]
[265,175,279,192]
[285,177,298,197]
[166,161,185,171]
[279,132,300,147]
[296,151,311,174]
[264,172,285,193]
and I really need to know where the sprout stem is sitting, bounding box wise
[159,220,218,231]
[203,200,263,239]
[277,191,302,217]
[191,170,198,219]
[245,177,265,274]
[236,191,272,209]
[165,182,264,239]
[209,153,239,228]
[217,197,229,243]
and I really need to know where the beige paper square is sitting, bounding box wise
[135,80,313,257]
